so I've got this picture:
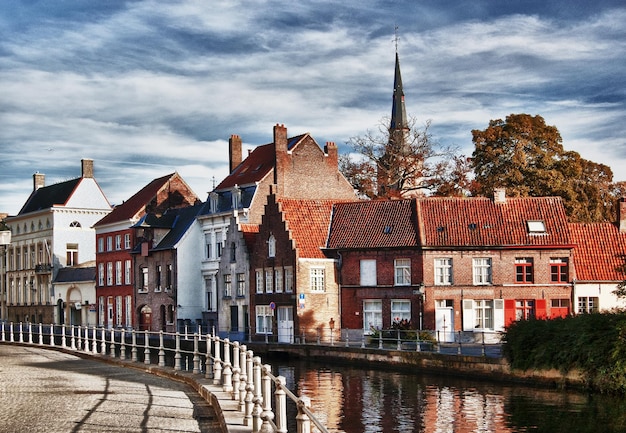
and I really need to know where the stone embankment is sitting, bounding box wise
[247,342,585,391]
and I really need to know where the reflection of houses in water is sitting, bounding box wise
[53,264,97,326]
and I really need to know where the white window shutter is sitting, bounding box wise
[493,299,505,331]
[462,299,474,331]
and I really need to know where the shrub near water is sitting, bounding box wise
[502,312,626,393]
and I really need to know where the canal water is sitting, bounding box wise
[271,358,626,433]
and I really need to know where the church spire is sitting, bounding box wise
[390,51,408,133]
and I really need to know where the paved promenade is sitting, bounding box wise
[0,345,221,433]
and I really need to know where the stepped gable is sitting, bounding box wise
[19,178,82,214]
[416,196,571,248]
[326,199,418,249]
[216,134,306,190]
[277,198,340,258]
[569,222,626,281]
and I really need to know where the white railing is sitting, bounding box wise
[0,321,329,433]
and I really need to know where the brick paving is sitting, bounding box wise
[0,345,221,433]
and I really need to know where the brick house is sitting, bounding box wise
[251,189,346,343]
[324,199,423,340]
[3,159,111,325]
[93,172,199,329]
[198,124,356,336]
[569,198,626,313]
[417,190,574,341]
[132,203,204,332]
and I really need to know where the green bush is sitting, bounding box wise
[502,312,626,393]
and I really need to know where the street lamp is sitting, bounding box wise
[413,282,425,330]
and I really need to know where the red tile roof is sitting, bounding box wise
[216,134,306,190]
[569,222,626,281]
[277,198,341,258]
[326,199,418,249]
[240,223,259,253]
[416,196,571,248]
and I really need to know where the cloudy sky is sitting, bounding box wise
[1,0,625,215]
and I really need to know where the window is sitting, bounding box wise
[363,300,382,334]
[216,232,223,258]
[124,260,132,285]
[473,258,492,285]
[256,305,273,334]
[434,258,453,285]
[98,263,105,286]
[255,269,263,293]
[167,305,175,324]
[515,258,533,283]
[98,237,104,253]
[115,261,122,285]
[550,258,568,283]
[205,234,212,259]
[69,221,81,228]
[115,235,121,250]
[155,265,162,291]
[107,236,112,251]
[395,259,411,286]
[205,276,214,311]
[551,298,570,318]
[578,297,598,314]
[474,299,493,329]
[284,267,294,293]
[66,243,78,266]
[360,259,377,286]
[274,269,283,293]
[515,299,535,320]
[236,273,245,297]
[223,273,232,297]
[125,296,132,326]
[115,296,123,326]
[166,264,172,290]
[124,233,131,249]
[268,235,276,258]
[107,262,113,286]
[527,220,546,233]
[391,300,411,324]
[310,268,325,292]
[265,268,273,293]
[140,267,148,292]
[230,242,236,262]
[98,296,105,326]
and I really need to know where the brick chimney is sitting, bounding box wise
[324,142,338,168]
[33,172,45,191]
[619,197,626,233]
[81,158,94,178]
[229,134,242,173]
[273,124,288,191]
[493,187,506,204]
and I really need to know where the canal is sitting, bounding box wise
[269,357,626,433]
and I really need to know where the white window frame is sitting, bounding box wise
[394,258,411,286]
[98,263,105,286]
[255,269,263,294]
[115,261,122,285]
[310,267,325,292]
[472,258,492,285]
[106,262,113,286]
[264,268,273,293]
[140,267,148,292]
[115,234,122,250]
[256,305,273,334]
[98,237,104,253]
[391,299,411,324]
[363,300,382,334]
[284,267,294,293]
[115,296,123,326]
[268,235,276,258]
[434,258,453,285]
[274,268,283,293]
[360,259,377,286]
[125,295,132,327]
[124,260,132,285]
[124,233,131,249]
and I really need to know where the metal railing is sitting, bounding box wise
[0,321,329,433]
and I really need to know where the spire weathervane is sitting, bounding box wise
[394,25,399,53]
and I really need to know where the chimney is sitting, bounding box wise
[273,123,288,154]
[619,197,626,233]
[273,124,288,189]
[81,159,94,178]
[229,134,242,173]
[324,142,338,168]
[33,172,45,191]
[493,187,506,204]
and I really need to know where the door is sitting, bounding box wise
[436,307,455,342]
[277,306,294,343]
[139,306,152,331]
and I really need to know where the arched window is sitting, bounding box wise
[268,235,276,258]
[69,221,81,228]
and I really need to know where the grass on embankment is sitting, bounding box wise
[503,312,626,394]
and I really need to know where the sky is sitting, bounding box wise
[1,0,625,215]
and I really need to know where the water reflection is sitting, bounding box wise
[273,358,626,433]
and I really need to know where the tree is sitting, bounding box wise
[471,113,615,222]
[340,117,471,199]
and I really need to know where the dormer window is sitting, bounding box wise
[268,235,276,258]
[209,192,218,214]
[527,220,546,233]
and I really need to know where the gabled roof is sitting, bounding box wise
[326,199,418,249]
[416,196,571,248]
[278,198,341,258]
[94,172,195,227]
[215,134,306,190]
[569,222,626,282]
[54,266,96,283]
[19,178,82,214]
[240,223,259,253]
[132,203,204,252]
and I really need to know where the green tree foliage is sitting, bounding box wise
[340,117,471,199]
[471,113,615,222]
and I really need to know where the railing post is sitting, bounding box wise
[100,327,107,355]
[158,331,166,367]
[120,329,126,359]
[131,329,138,362]
[378,330,383,349]
[232,342,241,399]
[260,364,274,432]
[144,330,151,365]
[39,323,44,345]
[238,344,247,411]
[345,333,349,348]
[0,321,4,342]
[9,322,14,343]
[76,325,82,351]
[91,326,97,354]
[296,396,312,433]
[84,326,90,353]
[361,332,365,348]
[19,322,24,343]
[110,328,115,357]
[243,350,254,426]
[27,322,32,344]
[317,328,320,345]
[205,334,213,379]
[59,324,64,348]
[437,331,441,353]
[213,335,222,385]
[396,329,402,351]
[174,331,182,371]
[482,331,487,356]
[222,338,233,392]
[275,376,288,433]
[71,325,77,350]
[193,333,200,374]
[457,331,462,355]
[252,356,263,432]
[416,332,421,352]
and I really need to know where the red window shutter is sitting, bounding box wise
[536,299,547,319]
[504,299,516,327]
